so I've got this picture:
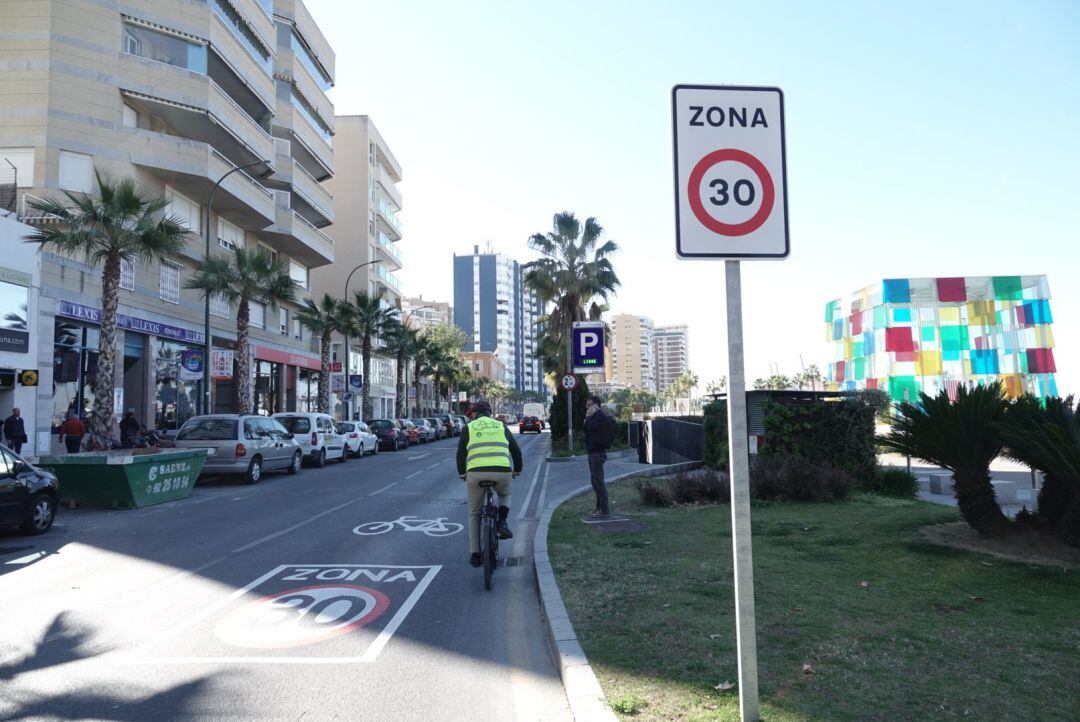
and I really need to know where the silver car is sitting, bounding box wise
[172,415,303,484]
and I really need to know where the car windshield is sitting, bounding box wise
[176,418,238,441]
[369,419,393,429]
[277,416,311,434]
[410,419,426,426]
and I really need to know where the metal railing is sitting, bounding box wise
[210,149,273,199]
[19,192,65,222]
[209,78,273,144]
[293,210,333,246]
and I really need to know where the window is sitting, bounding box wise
[218,217,242,251]
[0,148,34,187]
[368,211,375,236]
[122,104,138,128]
[369,141,375,165]
[289,260,308,289]
[209,294,230,318]
[290,87,332,143]
[120,258,134,291]
[249,301,265,328]
[159,259,182,303]
[279,307,288,335]
[292,318,302,340]
[258,242,278,264]
[165,186,199,232]
[121,21,207,74]
[290,30,332,90]
[59,151,93,193]
[208,0,271,74]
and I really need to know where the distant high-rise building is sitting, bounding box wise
[611,313,656,391]
[654,325,689,393]
[400,297,452,330]
[453,246,542,394]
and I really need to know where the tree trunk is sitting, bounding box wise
[434,371,443,414]
[87,251,121,450]
[413,358,421,417]
[953,470,1011,536]
[318,330,331,413]
[395,350,405,419]
[361,334,373,421]
[235,301,252,414]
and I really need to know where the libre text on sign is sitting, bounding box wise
[672,85,788,259]
[571,321,605,374]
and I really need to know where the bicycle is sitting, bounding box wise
[478,480,499,590]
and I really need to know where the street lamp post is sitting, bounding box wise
[203,158,269,416]
[343,259,382,420]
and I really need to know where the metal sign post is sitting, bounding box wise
[671,84,789,722]
[565,330,574,454]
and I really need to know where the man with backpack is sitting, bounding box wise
[583,395,618,518]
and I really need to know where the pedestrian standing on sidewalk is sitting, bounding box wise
[3,407,28,455]
[583,395,618,518]
[59,411,85,453]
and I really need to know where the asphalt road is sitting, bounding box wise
[0,429,570,721]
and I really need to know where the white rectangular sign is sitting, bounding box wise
[672,85,788,259]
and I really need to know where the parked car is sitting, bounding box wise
[173,415,302,483]
[337,421,378,457]
[495,414,514,426]
[410,419,436,443]
[434,415,458,437]
[396,419,421,446]
[519,415,543,434]
[273,412,347,467]
[367,419,406,451]
[425,418,447,440]
[0,443,59,536]
[453,415,469,433]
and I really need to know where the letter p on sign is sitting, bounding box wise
[572,322,605,374]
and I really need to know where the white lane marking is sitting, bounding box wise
[4,551,47,565]
[358,564,441,662]
[406,453,431,460]
[516,459,546,520]
[404,470,424,480]
[123,556,229,605]
[231,496,367,553]
[536,467,550,517]
[368,482,397,496]
[425,461,443,470]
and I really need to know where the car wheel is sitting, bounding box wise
[245,457,263,484]
[287,451,302,474]
[338,447,347,463]
[356,443,364,458]
[371,442,378,455]
[314,448,326,467]
[21,493,56,535]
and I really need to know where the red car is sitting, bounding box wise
[519,416,542,434]
[396,419,420,446]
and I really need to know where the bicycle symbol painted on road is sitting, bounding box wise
[352,516,464,537]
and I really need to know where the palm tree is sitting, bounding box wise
[880,383,1011,536]
[411,333,434,416]
[185,247,296,414]
[442,356,472,413]
[524,212,620,375]
[25,171,188,448]
[382,318,418,419]
[294,294,346,413]
[348,290,396,420]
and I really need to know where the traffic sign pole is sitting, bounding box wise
[565,330,573,454]
[725,260,759,721]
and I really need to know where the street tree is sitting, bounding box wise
[382,318,418,419]
[25,171,189,448]
[347,290,396,421]
[294,294,346,413]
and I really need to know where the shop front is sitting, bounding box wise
[0,260,40,452]
[253,345,321,415]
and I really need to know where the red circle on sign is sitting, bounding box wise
[561,374,578,390]
[687,149,775,236]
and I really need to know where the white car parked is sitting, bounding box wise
[272,412,347,467]
[337,421,378,458]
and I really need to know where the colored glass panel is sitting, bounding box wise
[882,279,911,304]
[825,299,840,323]
[936,277,966,302]
[872,305,886,329]
[834,360,846,382]
[992,275,1023,300]
[1026,348,1056,373]
[849,312,862,336]
[854,358,865,380]
[832,318,844,340]
[970,349,1000,374]
[939,306,961,323]
[916,351,942,376]
[888,375,919,403]
[1022,299,1053,325]
[920,326,936,342]
[893,307,912,323]
[885,327,914,352]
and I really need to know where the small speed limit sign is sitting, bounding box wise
[560,373,578,391]
[672,85,788,259]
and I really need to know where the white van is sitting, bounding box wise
[272,412,347,467]
[522,403,547,429]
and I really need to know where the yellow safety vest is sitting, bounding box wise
[466,416,512,471]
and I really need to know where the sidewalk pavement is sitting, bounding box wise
[879,453,1042,518]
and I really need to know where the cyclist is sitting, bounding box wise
[457,400,522,567]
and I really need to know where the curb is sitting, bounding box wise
[533,459,703,721]
[545,448,637,464]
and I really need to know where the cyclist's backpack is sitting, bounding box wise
[594,412,619,450]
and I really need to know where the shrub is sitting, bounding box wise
[609,693,647,715]
[669,469,729,504]
[861,466,919,498]
[549,376,590,444]
[760,393,879,482]
[703,400,729,471]
[635,480,674,507]
[751,454,855,502]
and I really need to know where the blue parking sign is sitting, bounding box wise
[572,322,605,374]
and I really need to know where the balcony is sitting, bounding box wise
[375,231,402,270]
[276,45,334,132]
[273,0,336,82]
[375,164,402,210]
[124,127,275,230]
[272,101,333,180]
[260,191,334,267]
[270,140,333,225]
[375,197,402,240]
[373,263,401,295]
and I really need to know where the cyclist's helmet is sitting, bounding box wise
[470,400,492,416]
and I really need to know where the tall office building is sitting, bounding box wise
[453,246,542,394]
[313,115,403,419]
[1,0,337,445]
[654,325,689,393]
[826,275,1058,402]
[611,313,657,391]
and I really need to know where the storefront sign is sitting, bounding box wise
[253,344,321,371]
[58,300,205,345]
[210,350,234,380]
[179,349,204,381]
[0,329,28,353]
[332,374,345,393]
[114,388,124,415]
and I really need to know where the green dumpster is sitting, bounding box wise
[37,449,208,509]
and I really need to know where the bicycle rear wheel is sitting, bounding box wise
[481,515,495,590]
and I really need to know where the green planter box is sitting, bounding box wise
[37,449,208,509]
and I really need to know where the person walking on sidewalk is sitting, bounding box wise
[59,411,85,453]
[583,395,618,518]
[3,407,28,455]
[457,399,523,568]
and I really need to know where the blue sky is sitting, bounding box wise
[308,0,1079,393]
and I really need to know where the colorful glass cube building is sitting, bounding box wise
[825,276,1057,402]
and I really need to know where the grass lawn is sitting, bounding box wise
[548,480,1080,721]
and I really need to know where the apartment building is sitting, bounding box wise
[313,115,403,419]
[400,296,452,331]
[654,325,689,394]
[0,0,337,444]
[452,246,543,395]
[611,313,657,391]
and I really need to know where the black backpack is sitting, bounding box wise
[593,412,618,450]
